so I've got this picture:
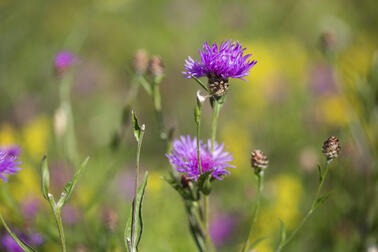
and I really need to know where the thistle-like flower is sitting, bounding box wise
[183,40,257,96]
[322,136,341,160]
[133,49,149,75]
[166,135,235,180]
[0,146,21,182]
[54,51,79,77]
[148,56,165,79]
[251,150,268,174]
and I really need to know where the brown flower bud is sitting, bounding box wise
[102,208,118,232]
[148,56,165,79]
[133,49,148,74]
[322,136,341,160]
[251,150,268,173]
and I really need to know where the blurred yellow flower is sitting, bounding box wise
[148,171,163,194]
[317,95,348,127]
[0,124,17,145]
[9,163,40,202]
[22,115,50,159]
[220,122,251,174]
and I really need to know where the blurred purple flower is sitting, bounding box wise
[30,234,44,246]
[21,198,40,220]
[183,40,257,80]
[0,146,22,182]
[116,170,135,200]
[308,63,337,95]
[62,205,80,226]
[54,51,79,75]
[166,135,234,180]
[1,234,24,252]
[209,213,237,248]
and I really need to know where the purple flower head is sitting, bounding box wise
[209,213,237,248]
[166,135,235,180]
[54,51,79,75]
[0,146,22,182]
[183,40,257,81]
[1,234,23,252]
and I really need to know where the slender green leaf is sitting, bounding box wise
[277,219,286,249]
[250,236,268,249]
[131,110,141,142]
[40,155,50,200]
[313,191,332,210]
[190,75,209,93]
[125,172,149,252]
[59,156,90,207]
[0,214,36,252]
[317,164,323,182]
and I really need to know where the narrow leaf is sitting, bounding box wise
[40,155,50,200]
[250,236,268,249]
[131,110,141,142]
[190,75,209,93]
[314,191,332,210]
[0,214,36,252]
[317,164,323,182]
[279,219,286,247]
[59,156,90,207]
[125,172,149,252]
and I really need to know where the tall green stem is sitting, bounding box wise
[59,74,78,166]
[131,129,145,250]
[276,160,331,252]
[242,174,264,252]
[48,195,66,252]
[152,80,166,142]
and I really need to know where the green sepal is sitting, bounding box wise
[198,171,212,195]
[0,214,36,252]
[125,172,149,252]
[40,155,50,200]
[58,156,90,207]
[163,173,197,201]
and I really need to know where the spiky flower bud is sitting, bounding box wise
[322,136,340,160]
[133,49,148,74]
[208,73,229,97]
[148,56,165,79]
[251,150,268,174]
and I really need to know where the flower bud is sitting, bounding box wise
[54,106,67,138]
[148,56,165,79]
[102,208,118,231]
[251,150,268,174]
[132,49,148,74]
[322,136,340,160]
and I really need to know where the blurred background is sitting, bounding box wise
[0,0,377,251]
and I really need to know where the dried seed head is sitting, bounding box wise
[133,49,148,74]
[251,150,268,173]
[102,208,118,231]
[148,56,165,79]
[322,136,341,160]
[207,73,229,97]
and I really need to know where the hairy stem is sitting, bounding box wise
[276,160,331,252]
[242,173,264,252]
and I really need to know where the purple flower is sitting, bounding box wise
[0,146,22,182]
[183,40,257,81]
[166,135,235,180]
[1,234,23,252]
[54,51,79,75]
[209,213,237,248]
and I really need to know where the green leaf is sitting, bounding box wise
[198,171,212,195]
[278,219,286,247]
[131,110,142,142]
[125,172,149,252]
[317,164,323,182]
[0,214,36,252]
[250,236,268,249]
[190,75,209,93]
[40,155,50,200]
[58,156,90,207]
[313,191,332,210]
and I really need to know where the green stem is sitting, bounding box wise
[211,100,222,152]
[48,195,66,252]
[276,160,331,252]
[59,74,79,167]
[131,129,145,249]
[242,174,264,252]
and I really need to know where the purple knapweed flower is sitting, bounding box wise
[209,213,237,248]
[166,135,235,180]
[54,51,79,76]
[0,146,21,182]
[183,40,257,96]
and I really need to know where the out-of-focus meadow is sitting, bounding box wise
[0,0,377,251]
